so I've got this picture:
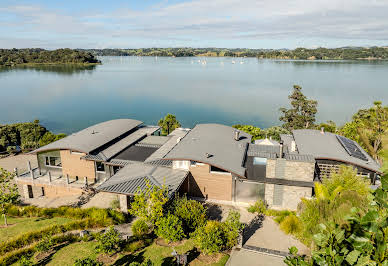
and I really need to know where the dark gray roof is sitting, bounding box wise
[291,129,380,172]
[97,163,188,196]
[32,119,142,154]
[137,136,170,147]
[164,124,251,177]
[144,128,190,163]
[284,153,315,163]
[247,144,280,157]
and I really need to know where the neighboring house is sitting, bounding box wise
[15,120,381,211]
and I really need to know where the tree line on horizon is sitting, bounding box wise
[81,46,388,60]
[0,48,100,66]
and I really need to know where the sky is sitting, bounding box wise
[1,0,388,49]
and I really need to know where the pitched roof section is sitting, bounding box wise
[163,124,251,177]
[32,119,142,154]
[290,129,380,172]
[144,128,190,163]
[97,162,188,196]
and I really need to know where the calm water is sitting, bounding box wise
[1,56,387,134]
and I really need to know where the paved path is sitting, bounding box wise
[227,249,285,266]
[244,216,310,255]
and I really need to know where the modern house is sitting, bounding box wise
[15,119,381,211]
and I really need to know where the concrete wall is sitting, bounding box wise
[37,150,63,176]
[188,163,233,201]
[266,159,315,181]
[17,180,83,199]
[60,150,96,182]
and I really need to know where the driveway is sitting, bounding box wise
[227,249,285,266]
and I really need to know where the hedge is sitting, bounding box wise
[5,205,126,224]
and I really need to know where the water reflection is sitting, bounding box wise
[0,64,97,75]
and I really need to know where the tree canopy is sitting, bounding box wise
[80,46,388,60]
[0,48,100,66]
[0,121,66,152]
[158,114,181,135]
[279,85,318,131]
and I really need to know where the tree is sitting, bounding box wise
[129,182,168,226]
[158,114,181,135]
[96,226,122,254]
[279,85,318,131]
[0,168,20,226]
[352,101,388,162]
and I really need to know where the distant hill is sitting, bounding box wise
[0,48,100,66]
[79,47,388,60]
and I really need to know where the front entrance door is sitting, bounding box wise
[27,185,33,198]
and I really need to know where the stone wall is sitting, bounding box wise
[265,183,312,210]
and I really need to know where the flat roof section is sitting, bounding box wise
[113,145,159,162]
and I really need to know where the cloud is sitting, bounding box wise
[1,0,388,48]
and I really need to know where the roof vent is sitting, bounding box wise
[320,127,325,134]
[291,140,296,152]
[234,130,240,141]
[177,137,182,143]
[205,152,212,158]
[91,130,98,135]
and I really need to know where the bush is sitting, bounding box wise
[171,196,207,234]
[155,213,185,242]
[19,255,33,266]
[74,257,103,266]
[192,220,226,254]
[279,214,303,235]
[35,235,54,252]
[247,200,267,214]
[223,211,244,249]
[131,219,150,238]
[96,226,122,254]
[267,210,295,224]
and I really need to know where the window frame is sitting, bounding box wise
[95,161,106,173]
[44,156,62,168]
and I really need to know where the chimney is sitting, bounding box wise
[234,130,240,141]
[291,140,296,152]
[279,140,284,158]
[321,127,325,134]
[177,137,182,143]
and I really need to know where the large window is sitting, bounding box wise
[253,157,267,178]
[45,156,61,167]
[96,162,105,173]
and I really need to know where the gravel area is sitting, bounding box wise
[205,202,256,224]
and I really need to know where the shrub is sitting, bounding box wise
[131,219,150,238]
[35,235,54,252]
[267,210,295,224]
[192,220,226,254]
[155,213,185,242]
[171,196,207,234]
[74,257,103,266]
[96,226,122,254]
[279,214,303,235]
[223,211,244,249]
[247,200,267,214]
[110,198,120,210]
[19,255,33,266]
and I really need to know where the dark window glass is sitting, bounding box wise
[253,157,267,178]
[96,162,105,172]
[45,157,50,166]
[46,156,61,167]
[210,165,228,173]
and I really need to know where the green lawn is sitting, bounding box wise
[46,241,99,266]
[41,239,228,266]
[0,216,73,243]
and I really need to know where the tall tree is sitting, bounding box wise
[352,101,388,162]
[158,114,181,135]
[279,85,318,131]
[0,168,20,226]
